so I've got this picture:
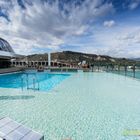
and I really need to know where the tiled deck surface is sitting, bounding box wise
[0,117,44,140]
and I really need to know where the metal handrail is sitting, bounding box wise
[25,73,40,91]
[21,76,24,91]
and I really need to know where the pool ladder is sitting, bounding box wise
[21,73,40,91]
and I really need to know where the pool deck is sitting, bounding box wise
[0,67,24,74]
[0,72,140,139]
[0,117,44,140]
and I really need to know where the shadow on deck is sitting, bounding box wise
[0,95,35,100]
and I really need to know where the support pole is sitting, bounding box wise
[124,65,127,76]
[48,52,51,68]
[106,64,108,72]
[118,65,120,73]
[133,65,136,78]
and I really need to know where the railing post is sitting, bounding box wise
[112,65,114,71]
[118,65,120,73]
[91,64,94,72]
[37,80,40,90]
[21,77,24,91]
[106,65,108,72]
[35,74,39,90]
[98,64,99,72]
[124,65,127,76]
[33,78,35,91]
[26,74,29,89]
[133,65,136,78]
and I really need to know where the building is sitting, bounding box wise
[12,56,70,68]
[0,38,16,68]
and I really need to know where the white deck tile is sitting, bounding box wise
[21,131,44,140]
[7,121,20,130]
[16,125,31,135]
[0,117,44,140]
[0,118,12,128]
[0,125,13,137]
[4,131,23,140]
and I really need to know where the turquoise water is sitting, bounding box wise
[0,72,70,91]
[0,72,140,139]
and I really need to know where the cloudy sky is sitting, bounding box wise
[0,0,140,58]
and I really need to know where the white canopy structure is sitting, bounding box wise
[0,38,16,59]
[0,38,17,68]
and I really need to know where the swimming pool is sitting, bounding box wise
[0,71,71,91]
[0,72,140,140]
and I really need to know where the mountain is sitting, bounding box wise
[16,51,139,65]
[130,58,140,61]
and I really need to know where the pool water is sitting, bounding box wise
[0,72,140,140]
[0,72,70,91]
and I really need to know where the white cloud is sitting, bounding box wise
[128,1,140,10]
[0,0,113,54]
[118,28,140,44]
[1,0,140,58]
[90,26,140,58]
[63,25,140,58]
[103,20,115,27]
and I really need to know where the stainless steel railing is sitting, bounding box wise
[21,73,40,91]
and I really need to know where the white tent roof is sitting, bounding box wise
[0,50,16,58]
[0,38,16,59]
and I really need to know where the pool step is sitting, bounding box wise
[0,117,44,140]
